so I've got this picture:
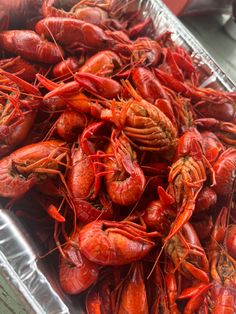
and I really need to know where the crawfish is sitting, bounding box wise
[0,95,39,158]
[37,74,103,118]
[116,262,148,314]
[79,220,160,265]
[42,0,115,29]
[101,80,178,152]
[67,122,114,223]
[35,17,115,52]
[41,52,122,99]
[200,130,225,165]
[179,283,212,314]
[208,207,236,313]
[166,222,209,283]
[116,37,162,66]
[0,56,38,82]
[193,94,236,122]
[0,140,69,198]
[104,130,146,206]
[59,229,99,295]
[0,30,64,64]
[213,148,236,196]
[67,146,113,224]
[164,128,209,241]
[197,118,236,147]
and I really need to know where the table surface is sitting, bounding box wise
[181,13,236,84]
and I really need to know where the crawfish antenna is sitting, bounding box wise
[147,242,166,280]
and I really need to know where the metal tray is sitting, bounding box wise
[0,0,235,313]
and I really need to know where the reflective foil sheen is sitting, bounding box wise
[0,0,235,313]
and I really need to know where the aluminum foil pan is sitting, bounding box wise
[0,1,235,313]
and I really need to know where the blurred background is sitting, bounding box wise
[162,0,236,84]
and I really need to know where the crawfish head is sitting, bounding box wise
[0,140,68,198]
[59,237,99,295]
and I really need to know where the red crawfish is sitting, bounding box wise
[79,220,160,266]
[0,140,69,198]
[67,146,113,224]
[43,0,121,30]
[0,56,38,82]
[70,121,107,198]
[101,80,178,152]
[208,207,236,313]
[59,229,99,295]
[38,49,122,88]
[0,95,39,158]
[41,71,122,100]
[116,262,148,314]
[155,67,236,115]
[197,118,236,147]
[213,147,236,196]
[200,130,225,165]
[167,46,196,80]
[104,130,146,206]
[179,283,212,314]
[164,128,210,241]
[35,17,115,52]
[0,30,64,64]
[128,16,154,39]
[193,93,236,122]
[166,222,209,283]
[67,122,114,223]
[115,37,162,66]
[0,70,41,157]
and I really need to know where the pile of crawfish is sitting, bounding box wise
[0,0,236,313]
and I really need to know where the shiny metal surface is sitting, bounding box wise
[181,13,236,83]
[0,1,235,313]
[0,210,72,314]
